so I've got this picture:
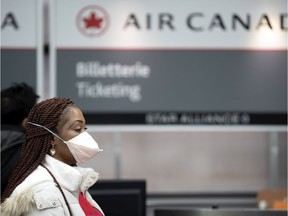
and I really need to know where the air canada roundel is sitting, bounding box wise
[76,5,110,38]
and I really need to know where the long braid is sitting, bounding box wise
[1,97,74,202]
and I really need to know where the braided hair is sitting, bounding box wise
[1,97,75,202]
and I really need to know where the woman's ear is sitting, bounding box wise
[21,117,28,129]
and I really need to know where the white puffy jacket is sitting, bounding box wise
[1,155,105,216]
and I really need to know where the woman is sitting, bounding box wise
[1,97,104,216]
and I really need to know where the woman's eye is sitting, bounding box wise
[75,127,87,132]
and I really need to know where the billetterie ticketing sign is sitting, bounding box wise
[50,0,287,125]
[1,0,41,93]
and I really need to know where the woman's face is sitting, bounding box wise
[52,106,86,165]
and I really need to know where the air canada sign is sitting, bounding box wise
[75,5,287,37]
[122,13,287,31]
[53,0,287,126]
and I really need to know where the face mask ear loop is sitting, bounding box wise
[27,122,65,142]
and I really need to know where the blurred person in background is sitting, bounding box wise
[1,83,39,195]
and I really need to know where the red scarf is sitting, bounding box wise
[78,192,103,216]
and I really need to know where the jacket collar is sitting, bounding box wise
[13,155,99,196]
[42,155,100,193]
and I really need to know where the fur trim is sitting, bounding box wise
[1,189,35,216]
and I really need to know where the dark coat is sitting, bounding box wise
[1,125,25,195]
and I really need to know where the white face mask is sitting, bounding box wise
[28,122,103,164]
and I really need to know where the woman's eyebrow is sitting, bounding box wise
[68,120,85,129]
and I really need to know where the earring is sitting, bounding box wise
[49,145,56,156]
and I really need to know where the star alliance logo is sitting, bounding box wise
[76,5,110,38]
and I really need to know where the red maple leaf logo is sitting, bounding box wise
[76,5,109,37]
[83,12,103,29]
